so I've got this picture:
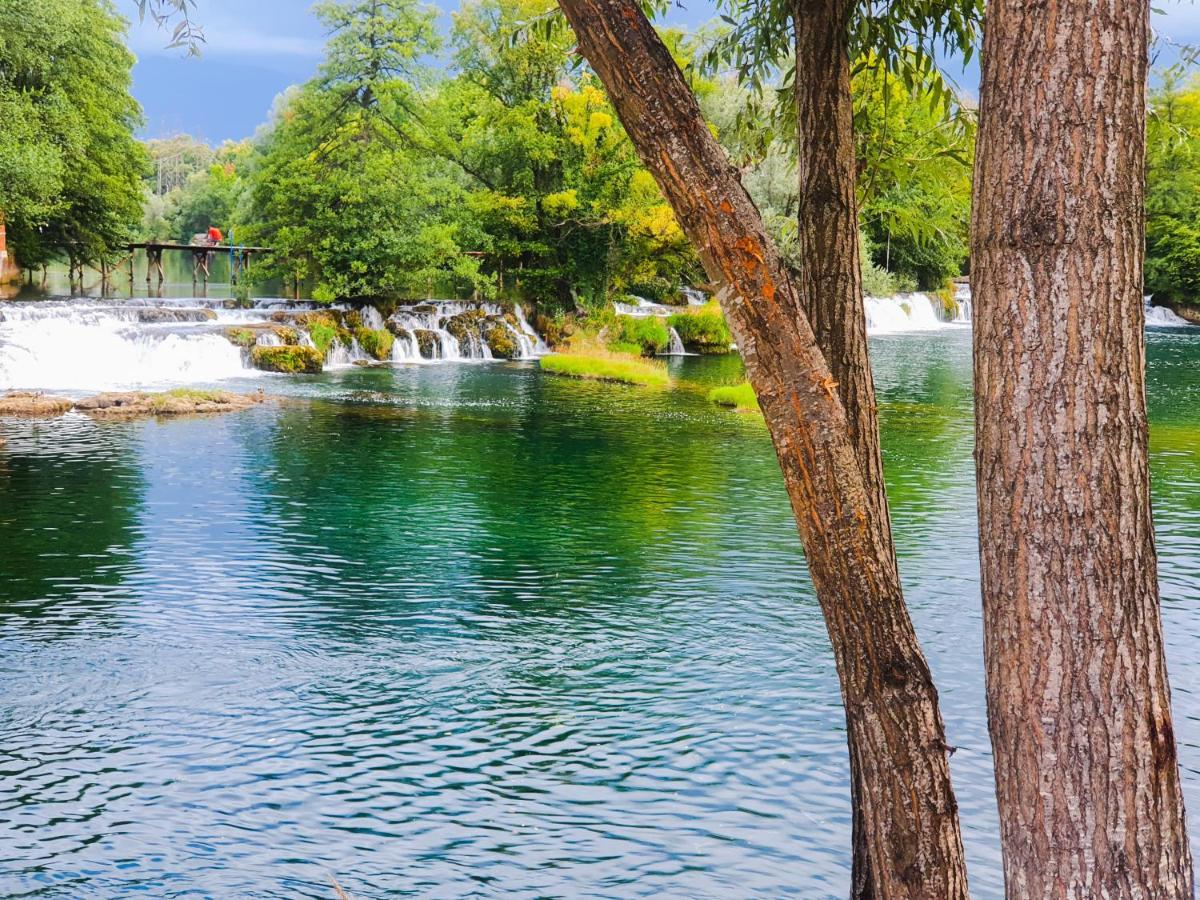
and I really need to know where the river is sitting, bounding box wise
[0,315,1197,896]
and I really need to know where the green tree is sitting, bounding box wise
[1,0,146,275]
[1146,71,1200,310]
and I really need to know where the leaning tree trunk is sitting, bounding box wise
[793,3,896,894]
[557,1,969,895]
[972,0,1194,895]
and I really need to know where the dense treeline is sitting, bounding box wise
[137,0,976,309]
[5,0,1198,315]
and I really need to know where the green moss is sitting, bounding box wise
[272,325,300,346]
[540,352,670,387]
[612,316,670,356]
[668,302,734,354]
[250,345,324,374]
[224,327,257,349]
[708,382,760,412]
[355,327,394,361]
[485,324,519,359]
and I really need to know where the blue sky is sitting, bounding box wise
[128,0,1200,143]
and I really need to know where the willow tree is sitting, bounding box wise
[972,0,1194,894]
[555,0,969,895]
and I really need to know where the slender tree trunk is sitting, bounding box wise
[558,1,968,895]
[793,4,896,894]
[972,1,1193,894]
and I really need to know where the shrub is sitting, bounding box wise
[668,302,733,354]
[540,351,670,387]
[612,316,670,356]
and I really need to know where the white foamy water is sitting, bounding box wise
[0,299,548,391]
[0,303,251,391]
[1145,298,1191,327]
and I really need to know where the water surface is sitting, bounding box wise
[1,327,1198,897]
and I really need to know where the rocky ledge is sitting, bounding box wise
[0,389,269,420]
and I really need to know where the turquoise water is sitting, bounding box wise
[0,328,1197,897]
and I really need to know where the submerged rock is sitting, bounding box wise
[0,391,74,417]
[251,345,325,374]
[76,389,268,419]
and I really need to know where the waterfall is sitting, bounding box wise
[1145,297,1191,327]
[384,300,544,362]
[863,294,944,334]
[0,301,250,391]
[665,327,686,356]
[953,285,973,324]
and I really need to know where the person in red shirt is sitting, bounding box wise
[207,226,223,245]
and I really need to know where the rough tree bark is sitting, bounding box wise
[972,0,1194,894]
[557,0,969,894]
[793,3,897,894]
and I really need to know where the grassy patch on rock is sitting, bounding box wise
[251,345,325,374]
[76,389,269,419]
[0,391,74,417]
[708,382,759,412]
[540,351,669,387]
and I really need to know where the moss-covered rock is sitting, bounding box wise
[250,345,324,374]
[445,309,486,344]
[385,320,412,341]
[272,325,300,346]
[485,324,519,359]
[224,327,258,349]
[136,307,218,323]
[355,327,395,361]
[414,329,440,359]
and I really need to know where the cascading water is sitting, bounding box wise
[1145,297,1191,327]
[953,285,973,324]
[862,294,945,334]
[386,301,544,363]
[0,298,548,391]
[665,327,686,356]
[0,301,251,391]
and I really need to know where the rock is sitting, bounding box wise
[414,329,440,359]
[76,389,269,419]
[223,327,258,349]
[135,308,218,324]
[250,345,325,374]
[0,391,74,417]
[386,321,412,341]
[485,324,519,359]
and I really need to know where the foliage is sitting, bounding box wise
[435,0,699,309]
[1,0,147,271]
[668,302,734,354]
[540,351,670,387]
[708,382,759,412]
[612,316,670,356]
[1146,71,1200,309]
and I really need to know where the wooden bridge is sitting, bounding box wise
[125,241,273,287]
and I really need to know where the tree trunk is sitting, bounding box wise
[793,4,896,894]
[972,1,1194,895]
[557,1,969,895]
